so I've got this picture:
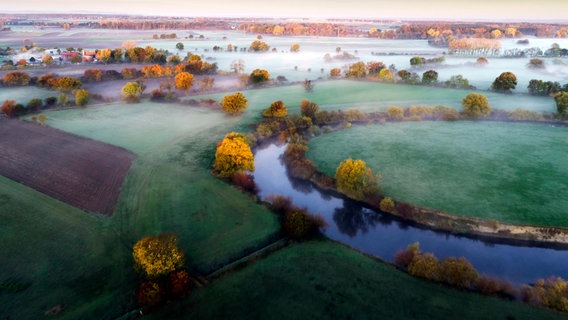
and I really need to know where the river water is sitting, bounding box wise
[253,142,568,284]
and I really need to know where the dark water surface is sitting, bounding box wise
[253,143,568,284]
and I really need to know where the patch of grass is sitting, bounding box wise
[307,121,568,226]
[149,240,565,320]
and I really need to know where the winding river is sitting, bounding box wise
[253,143,568,285]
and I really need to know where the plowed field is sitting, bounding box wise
[0,119,135,215]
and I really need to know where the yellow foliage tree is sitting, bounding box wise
[174,72,194,92]
[221,92,248,115]
[290,44,300,52]
[213,132,255,177]
[387,106,404,121]
[132,233,185,278]
[335,158,380,200]
[262,100,287,117]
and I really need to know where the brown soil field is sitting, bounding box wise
[0,119,135,215]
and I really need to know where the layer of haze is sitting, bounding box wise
[5,0,568,22]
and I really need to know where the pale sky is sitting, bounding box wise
[4,0,568,22]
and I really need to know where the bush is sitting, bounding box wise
[262,100,287,117]
[438,257,478,289]
[2,71,30,86]
[386,106,404,121]
[44,96,57,107]
[265,195,293,215]
[26,98,43,111]
[509,108,543,120]
[166,270,191,298]
[75,89,90,107]
[231,172,258,193]
[136,281,165,307]
[283,208,324,240]
[475,276,516,299]
[379,197,395,213]
[408,253,440,281]
[300,99,319,120]
[394,242,420,269]
[554,92,568,115]
[249,69,270,84]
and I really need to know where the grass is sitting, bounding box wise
[0,101,279,319]
[0,86,56,105]
[148,240,566,320]
[192,79,556,115]
[307,121,568,227]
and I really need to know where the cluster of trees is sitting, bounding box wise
[409,56,445,66]
[132,233,191,308]
[521,277,568,312]
[448,38,501,56]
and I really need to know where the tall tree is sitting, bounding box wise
[213,132,255,177]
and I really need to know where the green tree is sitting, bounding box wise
[421,70,438,85]
[554,92,568,115]
[213,132,255,177]
[75,89,91,107]
[176,42,184,50]
[410,56,425,66]
[491,72,517,93]
[221,92,248,115]
[133,233,185,278]
[335,158,380,200]
[461,93,491,118]
[122,81,143,102]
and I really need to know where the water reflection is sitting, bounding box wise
[253,142,568,284]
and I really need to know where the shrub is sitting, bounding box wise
[44,96,57,107]
[394,242,420,269]
[221,92,248,115]
[386,106,404,121]
[136,281,165,307]
[262,100,287,117]
[283,209,324,240]
[150,89,165,101]
[555,92,568,115]
[231,172,258,193]
[26,98,43,111]
[379,197,395,213]
[121,67,139,79]
[75,89,90,107]
[408,253,440,281]
[438,257,478,288]
[249,68,270,84]
[509,108,543,120]
[475,276,516,299]
[132,233,185,278]
[1,100,18,117]
[300,99,319,121]
[166,270,191,298]
[121,82,143,103]
[265,195,293,215]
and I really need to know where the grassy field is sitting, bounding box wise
[1,101,279,319]
[148,240,566,320]
[0,86,56,105]
[307,121,568,227]
[193,79,556,114]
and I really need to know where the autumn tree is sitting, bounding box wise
[491,72,517,93]
[476,57,488,65]
[2,71,31,86]
[42,54,54,65]
[555,92,568,115]
[300,99,319,121]
[528,58,545,69]
[379,197,395,213]
[133,233,185,279]
[213,132,255,177]
[221,92,248,115]
[408,253,440,281]
[421,70,438,85]
[345,61,367,78]
[461,93,491,118]
[335,158,380,200]
[290,43,300,52]
[95,48,112,63]
[83,69,103,82]
[75,89,90,107]
[174,72,194,93]
[378,69,394,82]
[249,69,270,84]
[122,81,143,102]
[1,100,18,117]
[249,40,270,52]
[330,68,341,77]
[262,100,287,117]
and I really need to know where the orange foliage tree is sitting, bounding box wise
[2,71,31,86]
[262,100,287,117]
[174,72,194,92]
[213,132,255,177]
